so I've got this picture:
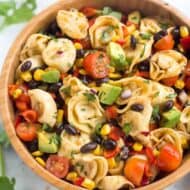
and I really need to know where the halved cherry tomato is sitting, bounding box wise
[74,177,84,186]
[14,115,22,128]
[180,36,190,51]
[103,146,120,158]
[46,155,70,178]
[161,76,178,87]
[156,143,182,172]
[108,127,124,141]
[21,109,38,123]
[185,62,190,76]
[154,34,174,51]
[145,147,156,164]
[17,94,30,104]
[8,84,18,96]
[83,51,109,79]
[105,106,118,121]
[124,157,147,187]
[135,71,149,78]
[15,101,29,112]
[16,122,38,141]
[81,7,100,18]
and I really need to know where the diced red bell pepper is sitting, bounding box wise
[74,177,84,186]
[21,109,38,123]
[180,36,190,51]
[81,7,100,18]
[105,106,118,121]
[145,147,156,164]
[108,127,125,141]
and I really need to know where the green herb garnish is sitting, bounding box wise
[95,123,102,135]
[123,123,132,135]
[166,93,177,99]
[151,105,160,121]
[140,33,152,40]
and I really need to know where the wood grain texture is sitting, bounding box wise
[0,0,190,189]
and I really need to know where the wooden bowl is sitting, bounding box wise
[0,0,190,189]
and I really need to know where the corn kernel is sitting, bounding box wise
[108,73,122,79]
[107,157,117,169]
[112,34,120,42]
[181,137,188,149]
[79,69,87,75]
[32,151,44,157]
[75,58,84,68]
[153,149,160,156]
[66,172,78,182]
[175,79,185,89]
[56,109,64,125]
[100,124,111,136]
[109,66,115,73]
[93,145,103,156]
[126,24,136,35]
[81,178,96,190]
[178,44,185,53]
[133,142,143,152]
[74,42,83,50]
[180,26,189,38]
[12,88,22,99]
[35,157,46,167]
[20,71,32,82]
[34,69,45,81]
[88,82,96,88]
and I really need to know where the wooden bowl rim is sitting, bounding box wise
[0,0,190,189]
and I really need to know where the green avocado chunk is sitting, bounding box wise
[107,42,128,71]
[38,131,58,153]
[161,108,181,128]
[42,70,60,83]
[99,83,122,105]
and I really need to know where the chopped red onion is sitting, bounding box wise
[178,90,188,105]
[90,89,97,94]
[121,89,132,99]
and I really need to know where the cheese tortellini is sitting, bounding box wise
[42,38,76,73]
[120,96,153,145]
[20,34,50,61]
[56,9,89,39]
[89,16,123,49]
[67,91,105,134]
[150,50,187,81]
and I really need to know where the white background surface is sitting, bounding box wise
[0,0,190,189]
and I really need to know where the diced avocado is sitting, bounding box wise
[38,131,59,153]
[160,108,181,128]
[107,42,128,71]
[102,6,122,20]
[128,11,141,25]
[42,70,60,83]
[109,11,122,20]
[99,83,122,105]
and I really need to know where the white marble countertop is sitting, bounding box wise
[0,0,190,189]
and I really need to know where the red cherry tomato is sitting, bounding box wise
[161,76,178,87]
[81,7,100,18]
[108,127,124,141]
[46,155,70,178]
[105,106,118,121]
[180,36,190,51]
[15,101,29,112]
[185,62,190,76]
[74,177,84,186]
[21,109,38,123]
[185,77,190,90]
[83,51,109,79]
[16,122,38,142]
[103,146,120,158]
[156,143,182,172]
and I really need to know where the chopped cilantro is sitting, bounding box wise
[123,123,132,135]
[151,105,160,121]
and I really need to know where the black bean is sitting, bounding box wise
[80,142,97,153]
[96,77,109,86]
[120,146,129,160]
[48,82,62,93]
[64,124,78,135]
[27,80,41,89]
[138,60,150,72]
[171,27,180,41]
[163,100,174,111]
[130,35,137,49]
[76,49,86,59]
[130,103,144,112]
[102,139,117,150]
[91,133,102,144]
[44,21,61,36]
[20,61,32,72]
[25,139,38,152]
[55,94,64,108]
[154,30,168,42]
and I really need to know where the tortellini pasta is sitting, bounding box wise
[72,154,108,184]
[67,91,105,134]
[150,50,187,81]
[109,160,125,175]
[56,9,89,39]
[180,106,190,124]
[42,38,76,73]
[58,131,90,158]
[98,176,134,190]
[89,16,123,49]
[120,96,153,145]
[20,33,50,61]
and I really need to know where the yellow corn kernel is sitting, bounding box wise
[32,151,43,157]
[181,137,188,148]
[35,157,46,167]
[56,109,64,125]
[79,69,87,75]
[93,145,103,156]
[81,178,96,190]
[20,71,32,82]
[108,73,122,79]
[109,66,115,73]
[133,142,143,152]
[107,158,117,169]
[180,26,189,38]
[74,42,83,50]
[112,34,120,42]
[178,44,185,53]
[66,172,78,182]
[126,24,136,35]
[175,79,185,89]
[75,58,84,68]
[100,124,111,136]
[12,88,22,99]
[34,69,45,81]
[88,82,96,88]
[153,149,160,156]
